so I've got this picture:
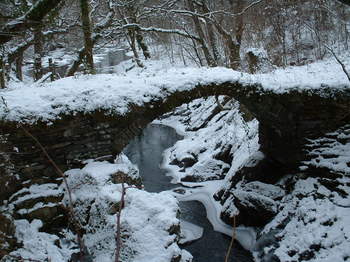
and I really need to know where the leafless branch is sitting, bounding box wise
[224,216,236,262]
[115,182,125,262]
[325,45,350,83]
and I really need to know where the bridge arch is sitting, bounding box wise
[0,80,349,201]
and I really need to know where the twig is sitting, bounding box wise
[325,46,350,83]
[114,182,139,262]
[224,216,236,262]
[115,182,125,262]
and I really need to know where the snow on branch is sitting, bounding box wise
[120,23,200,41]
[0,0,63,45]
[155,0,265,19]
[326,46,350,83]
[7,29,68,64]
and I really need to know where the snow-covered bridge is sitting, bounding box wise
[0,65,350,201]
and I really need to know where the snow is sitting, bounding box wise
[302,124,350,175]
[120,189,184,262]
[1,56,349,124]
[155,96,258,250]
[9,219,77,262]
[2,54,350,261]
[179,220,203,244]
[60,157,189,262]
[9,183,62,205]
[3,153,187,262]
[158,96,259,183]
[253,124,350,262]
[240,181,285,200]
[256,178,350,262]
[171,181,257,251]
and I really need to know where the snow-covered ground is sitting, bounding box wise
[1,55,349,124]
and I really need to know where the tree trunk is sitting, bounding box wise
[207,21,221,65]
[49,58,56,81]
[0,57,5,89]
[201,1,221,65]
[80,0,95,74]
[33,25,43,81]
[128,29,144,68]
[228,0,244,70]
[15,53,23,81]
[187,0,216,67]
[136,30,151,60]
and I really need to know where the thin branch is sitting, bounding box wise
[224,216,236,262]
[119,24,200,41]
[326,46,350,83]
[115,182,125,262]
[157,0,265,19]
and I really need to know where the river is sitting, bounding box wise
[123,124,253,262]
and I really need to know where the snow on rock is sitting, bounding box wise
[9,183,62,206]
[1,57,349,124]
[254,125,350,262]
[231,189,278,227]
[302,124,350,175]
[255,177,350,262]
[60,155,190,262]
[6,219,77,262]
[120,189,186,262]
[220,181,285,228]
[158,97,259,183]
[179,220,203,244]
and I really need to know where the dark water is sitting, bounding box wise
[123,124,253,262]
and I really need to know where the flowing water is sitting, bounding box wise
[123,124,253,262]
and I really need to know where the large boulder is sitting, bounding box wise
[221,182,285,227]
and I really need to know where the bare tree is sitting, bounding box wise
[80,0,95,74]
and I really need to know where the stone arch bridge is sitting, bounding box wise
[0,71,349,201]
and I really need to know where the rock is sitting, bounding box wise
[179,156,197,168]
[110,171,142,188]
[221,180,285,227]
[242,181,285,200]
[0,213,18,259]
[233,189,278,226]
[8,183,65,227]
